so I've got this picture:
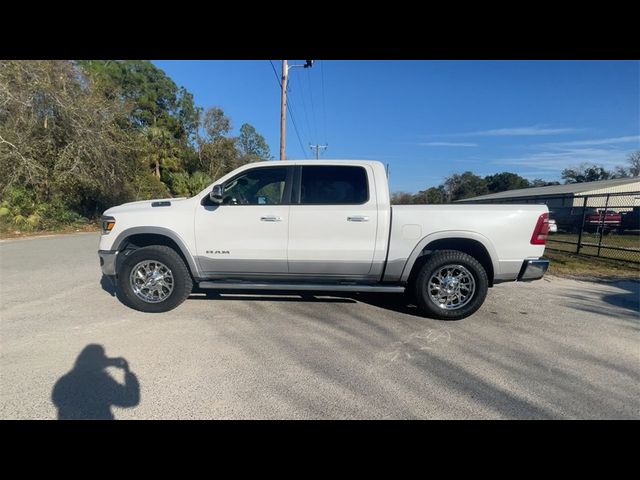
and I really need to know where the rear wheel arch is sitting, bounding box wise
[405,236,495,288]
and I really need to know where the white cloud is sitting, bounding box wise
[543,135,640,147]
[438,125,583,137]
[493,147,635,172]
[419,142,478,147]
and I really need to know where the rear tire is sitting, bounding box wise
[116,245,192,313]
[414,250,488,320]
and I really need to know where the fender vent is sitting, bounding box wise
[151,201,171,207]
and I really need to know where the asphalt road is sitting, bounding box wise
[1,232,639,419]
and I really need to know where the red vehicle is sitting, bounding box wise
[584,209,622,233]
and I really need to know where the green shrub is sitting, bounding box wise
[0,186,88,233]
[168,171,212,197]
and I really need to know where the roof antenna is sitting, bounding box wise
[386,163,390,178]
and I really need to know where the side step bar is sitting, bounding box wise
[198,281,405,293]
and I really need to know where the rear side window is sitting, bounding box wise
[300,166,369,205]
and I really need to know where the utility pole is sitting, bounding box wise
[279,60,288,160]
[309,144,328,159]
[279,60,314,160]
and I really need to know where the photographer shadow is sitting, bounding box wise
[51,344,140,420]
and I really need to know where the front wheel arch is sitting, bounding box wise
[115,231,198,281]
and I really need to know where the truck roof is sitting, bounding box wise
[250,159,385,168]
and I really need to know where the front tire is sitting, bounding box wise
[414,250,488,320]
[117,245,192,313]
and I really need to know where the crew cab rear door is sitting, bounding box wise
[287,164,378,276]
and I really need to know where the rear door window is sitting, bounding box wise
[299,166,368,205]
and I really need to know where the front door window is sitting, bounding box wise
[222,167,288,205]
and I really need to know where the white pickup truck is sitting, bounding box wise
[99,160,549,319]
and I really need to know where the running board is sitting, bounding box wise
[198,281,405,293]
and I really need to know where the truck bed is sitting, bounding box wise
[385,204,547,282]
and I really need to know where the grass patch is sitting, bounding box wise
[548,231,640,262]
[545,248,640,280]
[551,232,640,249]
[0,222,99,240]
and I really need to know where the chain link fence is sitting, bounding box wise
[462,191,640,263]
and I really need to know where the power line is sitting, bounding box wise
[268,61,308,159]
[320,60,328,145]
[292,63,313,147]
[306,66,319,144]
[268,60,281,87]
[286,97,309,159]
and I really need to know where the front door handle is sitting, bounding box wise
[347,216,369,222]
[261,216,282,222]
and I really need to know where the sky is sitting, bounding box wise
[153,60,640,193]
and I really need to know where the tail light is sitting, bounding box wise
[531,212,550,245]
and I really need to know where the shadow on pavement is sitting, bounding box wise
[560,278,640,322]
[188,290,426,317]
[189,289,356,304]
[100,275,116,297]
[600,280,640,313]
[51,344,140,420]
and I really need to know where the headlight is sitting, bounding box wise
[101,216,116,234]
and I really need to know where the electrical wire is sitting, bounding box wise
[292,63,313,147]
[320,60,328,145]
[306,66,319,144]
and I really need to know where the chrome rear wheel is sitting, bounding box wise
[427,264,475,310]
[414,250,488,320]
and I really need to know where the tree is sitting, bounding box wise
[202,107,231,139]
[168,171,213,197]
[575,151,640,179]
[390,191,414,204]
[531,179,560,187]
[144,126,181,179]
[237,123,272,162]
[0,60,143,217]
[78,60,198,143]
[412,186,447,204]
[561,163,612,183]
[0,60,276,232]
[484,172,530,193]
[612,165,630,178]
[626,150,640,177]
[196,107,239,180]
[443,171,488,201]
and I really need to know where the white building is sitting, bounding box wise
[460,177,640,209]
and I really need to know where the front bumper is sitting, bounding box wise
[98,250,118,276]
[517,258,549,281]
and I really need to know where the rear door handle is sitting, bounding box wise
[261,216,282,222]
[347,216,369,222]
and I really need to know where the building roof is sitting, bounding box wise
[461,177,640,201]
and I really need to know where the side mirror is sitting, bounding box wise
[209,184,223,203]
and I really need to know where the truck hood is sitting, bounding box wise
[103,197,188,216]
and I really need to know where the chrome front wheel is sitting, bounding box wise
[129,260,174,303]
